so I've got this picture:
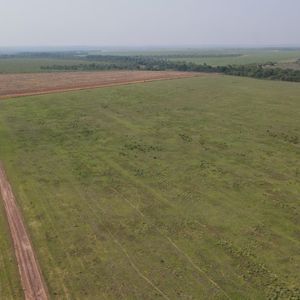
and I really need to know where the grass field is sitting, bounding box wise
[0,75,299,299]
[276,61,300,71]
[97,49,300,66]
[0,200,23,299]
[169,50,300,66]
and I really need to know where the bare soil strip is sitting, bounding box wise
[0,162,48,300]
[0,70,205,99]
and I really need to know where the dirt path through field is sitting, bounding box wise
[0,70,206,99]
[0,162,48,300]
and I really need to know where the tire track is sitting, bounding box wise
[110,188,231,299]
[0,162,48,300]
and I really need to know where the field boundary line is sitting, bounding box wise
[0,162,49,300]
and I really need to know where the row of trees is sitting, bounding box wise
[217,64,300,82]
[41,55,300,82]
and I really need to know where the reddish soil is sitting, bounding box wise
[0,162,48,300]
[0,70,202,99]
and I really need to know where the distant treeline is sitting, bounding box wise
[0,51,87,59]
[41,55,203,71]
[150,53,243,59]
[218,64,300,82]
[41,55,300,82]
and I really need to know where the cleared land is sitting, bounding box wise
[0,75,299,299]
[0,70,200,99]
[0,163,48,300]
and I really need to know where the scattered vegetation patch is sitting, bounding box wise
[267,129,299,144]
[124,141,163,153]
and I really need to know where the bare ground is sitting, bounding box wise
[0,162,48,300]
[0,70,203,99]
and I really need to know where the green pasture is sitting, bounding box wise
[0,75,299,299]
[169,50,300,66]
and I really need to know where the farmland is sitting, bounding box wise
[0,75,299,299]
[0,71,199,99]
[99,49,300,66]
[1,49,300,74]
[168,50,300,66]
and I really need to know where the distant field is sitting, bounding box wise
[276,61,300,71]
[0,76,299,299]
[169,50,300,66]
[1,49,300,73]
[96,49,300,66]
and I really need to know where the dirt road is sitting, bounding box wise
[0,70,202,99]
[0,162,48,300]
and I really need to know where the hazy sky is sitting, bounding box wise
[1,0,299,47]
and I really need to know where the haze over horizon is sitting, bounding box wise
[1,0,300,48]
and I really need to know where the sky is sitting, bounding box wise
[0,0,299,48]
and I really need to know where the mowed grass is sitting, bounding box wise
[0,75,299,299]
